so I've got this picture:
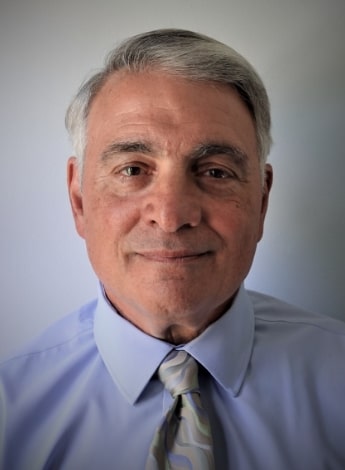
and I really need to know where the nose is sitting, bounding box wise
[143,175,202,232]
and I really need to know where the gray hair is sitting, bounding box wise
[65,29,272,174]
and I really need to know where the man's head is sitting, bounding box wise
[66,29,273,344]
[66,29,272,177]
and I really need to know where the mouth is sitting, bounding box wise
[136,250,212,263]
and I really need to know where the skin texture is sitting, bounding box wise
[68,70,273,344]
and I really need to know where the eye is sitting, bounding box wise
[120,165,143,176]
[199,166,237,180]
[205,168,232,179]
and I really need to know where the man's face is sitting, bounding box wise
[68,71,272,340]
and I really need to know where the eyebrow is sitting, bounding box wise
[188,143,248,167]
[101,141,152,162]
[187,143,250,180]
[100,139,248,171]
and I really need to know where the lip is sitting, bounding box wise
[136,250,211,263]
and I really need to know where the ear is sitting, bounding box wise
[67,157,86,239]
[257,163,273,241]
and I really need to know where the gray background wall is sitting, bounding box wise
[1,0,344,359]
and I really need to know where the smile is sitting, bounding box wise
[136,250,212,263]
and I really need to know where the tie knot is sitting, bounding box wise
[158,350,199,398]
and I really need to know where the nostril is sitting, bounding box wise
[144,197,202,233]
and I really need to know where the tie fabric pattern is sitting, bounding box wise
[146,350,215,469]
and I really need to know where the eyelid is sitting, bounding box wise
[118,161,146,170]
[203,169,237,180]
[194,160,237,173]
[114,160,154,178]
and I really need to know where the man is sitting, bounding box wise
[1,29,344,470]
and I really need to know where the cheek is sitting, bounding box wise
[211,201,263,250]
[82,189,141,251]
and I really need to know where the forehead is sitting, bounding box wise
[86,70,258,157]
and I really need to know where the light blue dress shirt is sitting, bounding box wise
[1,284,345,469]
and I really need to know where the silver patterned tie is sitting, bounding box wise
[146,350,215,469]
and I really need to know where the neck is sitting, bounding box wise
[157,324,207,345]
[103,286,236,344]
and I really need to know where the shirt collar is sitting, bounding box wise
[94,283,254,404]
[183,284,254,396]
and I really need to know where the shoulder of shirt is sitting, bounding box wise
[0,298,98,368]
[247,289,345,336]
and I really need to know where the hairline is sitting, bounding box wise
[79,68,265,170]
[65,29,272,183]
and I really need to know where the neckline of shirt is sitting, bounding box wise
[94,283,255,404]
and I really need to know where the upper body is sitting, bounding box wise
[1,284,345,469]
[1,28,343,469]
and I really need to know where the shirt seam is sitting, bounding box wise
[0,324,94,367]
[255,316,345,336]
